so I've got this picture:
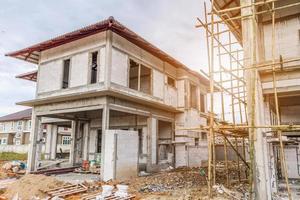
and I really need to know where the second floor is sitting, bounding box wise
[7,17,210,112]
[0,119,31,133]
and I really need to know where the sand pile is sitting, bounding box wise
[3,174,64,199]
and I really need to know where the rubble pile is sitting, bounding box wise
[0,161,26,177]
[215,161,248,183]
[124,167,207,194]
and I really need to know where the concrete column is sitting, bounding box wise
[104,30,112,88]
[50,125,58,160]
[241,0,271,199]
[146,117,157,171]
[44,124,52,160]
[83,122,90,161]
[69,121,77,165]
[100,104,110,180]
[27,110,40,172]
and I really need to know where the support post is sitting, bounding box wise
[83,122,90,161]
[27,111,40,172]
[45,124,52,160]
[241,0,271,199]
[223,134,229,186]
[69,121,77,165]
[104,30,112,88]
[50,125,58,160]
[100,103,110,180]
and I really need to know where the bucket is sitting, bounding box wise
[82,160,90,171]
[115,184,128,197]
[101,185,114,197]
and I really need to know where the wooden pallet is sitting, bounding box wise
[81,192,135,200]
[42,183,88,197]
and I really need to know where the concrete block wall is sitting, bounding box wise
[103,130,138,181]
[263,16,300,63]
[37,32,106,96]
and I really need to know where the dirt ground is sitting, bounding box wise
[0,166,248,200]
[2,174,64,199]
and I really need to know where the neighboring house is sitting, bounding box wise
[0,109,71,155]
[6,17,210,180]
[0,109,32,147]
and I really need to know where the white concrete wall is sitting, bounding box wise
[111,48,128,86]
[38,32,106,95]
[153,69,164,99]
[38,60,63,93]
[280,105,300,124]
[175,144,187,167]
[263,16,300,62]
[284,145,300,179]
[164,85,177,107]
[69,52,89,87]
[177,80,185,108]
[103,130,138,181]
[187,143,208,167]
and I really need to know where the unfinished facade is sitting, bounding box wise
[196,0,300,199]
[6,17,210,180]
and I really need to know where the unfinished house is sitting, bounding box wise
[0,108,71,157]
[195,0,300,199]
[6,17,210,180]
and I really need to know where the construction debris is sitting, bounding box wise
[42,183,88,198]
[1,161,26,176]
[31,166,78,175]
[81,184,135,200]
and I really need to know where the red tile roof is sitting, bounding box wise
[6,16,209,85]
[16,70,37,82]
[0,109,32,122]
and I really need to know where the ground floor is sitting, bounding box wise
[28,96,208,180]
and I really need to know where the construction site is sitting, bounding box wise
[0,0,299,199]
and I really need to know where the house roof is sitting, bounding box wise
[0,109,32,122]
[213,0,242,44]
[6,16,210,86]
[16,70,37,82]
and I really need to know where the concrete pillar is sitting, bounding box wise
[69,121,77,165]
[50,125,58,160]
[241,0,271,199]
[27,110,40,172]
[83,122,90,161]
[44,124,52,160]
[146,117,157,171]
[100,104,110,180]
[104,30,112,88]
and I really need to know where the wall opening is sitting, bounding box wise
[190,84,197,109]
[140,64,151,94]
[129,59,152,94]
[200,93,205,112]
[158,120,173,163]
[129,59,139,90]
[90,51,99,84]
[62,59,70,89]
[167,76,176,88]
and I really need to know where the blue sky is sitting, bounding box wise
[0,0,209,116]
